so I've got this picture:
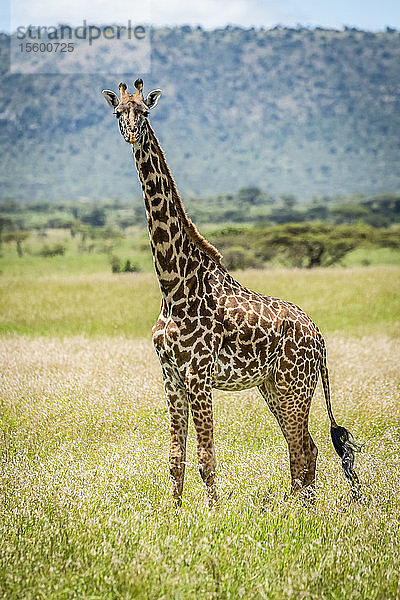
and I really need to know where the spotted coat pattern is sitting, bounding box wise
[103,81,343,506]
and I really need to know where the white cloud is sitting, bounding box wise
[10,0,297,28]
[148,0,296,28]
[8,0,400,31]
[11,0,151,28]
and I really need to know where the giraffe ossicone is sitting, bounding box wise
[102,79,361,506]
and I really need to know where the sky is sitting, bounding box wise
[2,0,400,32]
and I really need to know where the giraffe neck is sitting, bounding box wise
[133,123,223,301]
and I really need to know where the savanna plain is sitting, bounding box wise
[1,263,400,599]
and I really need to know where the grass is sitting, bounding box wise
[1,335,400,599]
[1,261,400,598]
[2,230,400,279]
[0,272,161,337]
[0,228,154,277]
[0,266,399,337]
[342,246,400,267]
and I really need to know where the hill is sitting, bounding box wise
[1,26,400,202]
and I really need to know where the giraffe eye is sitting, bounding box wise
[143,111,149,117]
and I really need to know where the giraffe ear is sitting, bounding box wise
[145,89,162,109]
[102,90,119,109]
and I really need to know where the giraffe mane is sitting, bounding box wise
[147,125,224,266]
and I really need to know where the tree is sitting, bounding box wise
[280,194,297,209]
[268,206,304,224]
[372,228,400,249]
[257,223,371,268]
[331,204,370,225]
[237,187,264,205]
[0,217,13,245]
[118,214,136,229]
[30,202,50,213]
[82,207,106,227]
[304,202,329,221]
[45,217,74,229]
[0,199,21,213]
[3,231,30,257]
[362,193,400,225]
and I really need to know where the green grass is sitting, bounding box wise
[0,228,154,277]
[342,246,400,267]
[2,229,400,279]
[1,335,399,599]
[1,266,399,337]
[0,273,160,337]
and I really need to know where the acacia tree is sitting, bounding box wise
[237,187,265,206]
[259,223,372,268]
[0,217,13,246]
[3,231,30,257]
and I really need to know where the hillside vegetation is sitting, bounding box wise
[1,27,400,201]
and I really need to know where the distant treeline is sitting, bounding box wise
[1,191,399,270]
[1,189,399,232]
[187,188,400,227]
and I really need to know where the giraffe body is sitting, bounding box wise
[102,80,361,505]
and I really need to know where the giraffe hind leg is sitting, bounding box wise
[301,429,318,500]
[188,380,217,506]
[258,381,318,497]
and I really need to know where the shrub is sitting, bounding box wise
[222,246,261,270]
[110,256,141,273]
[110,255,121,273]
[38,243,65,257]
[122,259,140,272]
[81,207,106,227]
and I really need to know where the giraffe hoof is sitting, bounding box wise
[172,496,182,511]
[299,485,317,505]
[204,487,217,509]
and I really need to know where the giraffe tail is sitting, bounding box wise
[320,338,362,498]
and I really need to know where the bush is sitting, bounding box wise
[122,259,140,272]
[81,208,106,227]
[110,255,121,273]
[118,215,137,229]
[38,243,65,257]
[222,246,261,270]
[110,256,140,273]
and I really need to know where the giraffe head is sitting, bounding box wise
[102,79,162,145]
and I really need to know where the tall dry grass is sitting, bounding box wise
[1,335,399,599]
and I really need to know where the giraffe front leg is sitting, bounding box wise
[188,376,217,507]
[164,378,189,508]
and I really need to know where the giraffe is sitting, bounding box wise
[102,79,361,506]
